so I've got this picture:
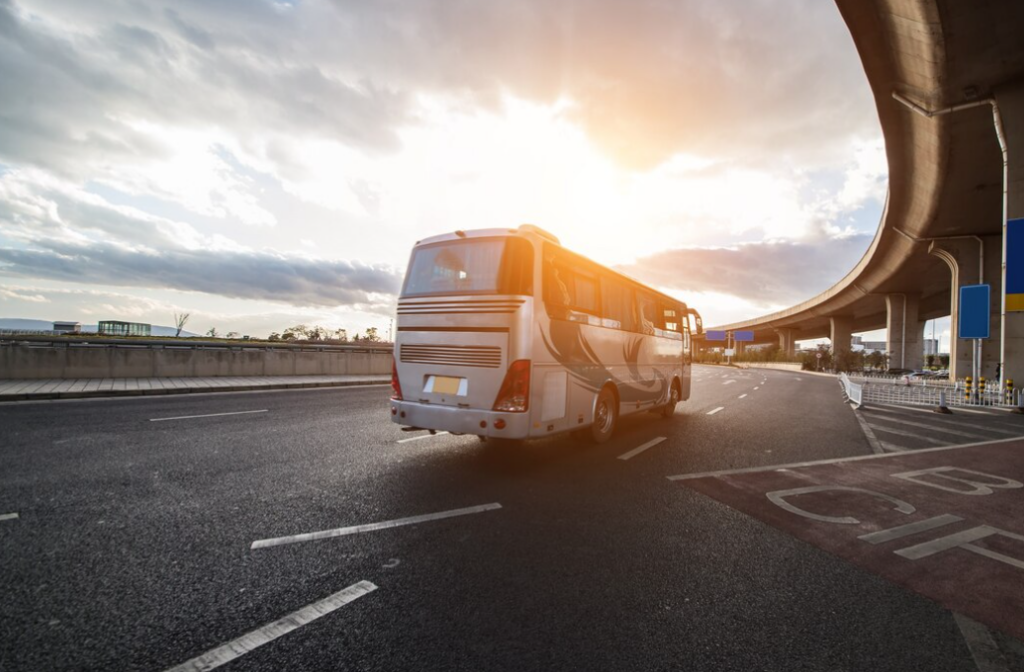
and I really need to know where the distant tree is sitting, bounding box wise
[225,331,240,339]
[926,354,936,369]
[332,328,349,342]
[206,327,219,338]
[268,332,282,341]
[363,327,380,342]
[174,312,190,337]
[353,332,362,342]
[866,351,886,371]
[288,324,309,338]
[307,326,326,341]
[281,331,297,341]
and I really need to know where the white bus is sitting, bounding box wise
[390,225,703,443]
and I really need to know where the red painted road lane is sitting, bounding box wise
[677,438,1024,640]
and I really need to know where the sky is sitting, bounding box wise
[0,0,936,345]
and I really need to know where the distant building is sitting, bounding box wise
[98,320,151,337]
[923,338,940,356]
[53,321,81,334]
[860,341,887,354]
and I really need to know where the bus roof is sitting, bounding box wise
[413,225,690,312]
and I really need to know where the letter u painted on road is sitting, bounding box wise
[766,486,916,524]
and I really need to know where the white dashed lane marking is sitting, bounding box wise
[150,410,268,422]
[738,394,748,399]
[0,513,19,522]
[707,407,725,415]
[251,503,502,549]
[397,431,450,443]
[618,436,667,461]
[163,581,377,672]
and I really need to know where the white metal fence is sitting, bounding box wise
[844,373,1024,409]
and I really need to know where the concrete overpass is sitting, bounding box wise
[710,0,1024,383]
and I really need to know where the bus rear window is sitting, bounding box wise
[401,237,533,297]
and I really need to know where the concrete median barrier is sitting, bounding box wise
[0,339,393,379]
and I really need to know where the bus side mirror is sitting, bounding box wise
[687,309,703,336]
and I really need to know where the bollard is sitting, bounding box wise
[979,377,986,405]
[934,390,952,414]
[965,376,973,403]
[1008,378,1015,405]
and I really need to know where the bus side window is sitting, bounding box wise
[543,252,572,319]
[572,272,599,315]
[600,278,635,331]
[662,304,680,333]
[637,293,659,335]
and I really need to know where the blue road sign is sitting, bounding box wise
[733,330,755,342]
[706,330,727,341]
[1008,218,1024,312]
[959,284,990,339]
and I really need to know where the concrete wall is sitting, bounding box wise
[0,344,392,379]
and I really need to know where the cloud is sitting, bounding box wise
[0,168,401,309]
[0,0,874,179]
[616,233,874,307]
[0,241,401,308]
[0,287,48,302]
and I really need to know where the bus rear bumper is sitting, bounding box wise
[390,400,531,439]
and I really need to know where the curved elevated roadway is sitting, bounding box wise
[711,0,1024,381]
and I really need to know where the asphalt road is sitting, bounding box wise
[1,365,1020,671]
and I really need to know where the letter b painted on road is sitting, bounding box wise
[890,467,1024,496]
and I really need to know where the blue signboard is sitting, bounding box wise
[959,284,990,339]
[705,330,727,341]
[1008,218,1024,312]
[733,330,755,342]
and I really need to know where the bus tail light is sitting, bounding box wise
[493,359,530,412]
[390,358,403,400]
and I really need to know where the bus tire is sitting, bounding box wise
[660,380,680,418]
[590,386,618,444]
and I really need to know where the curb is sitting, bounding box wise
[0,379,389,402]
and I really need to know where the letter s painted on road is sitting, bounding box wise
[766,486,916,524]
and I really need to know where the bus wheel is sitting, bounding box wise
[590,387,618,444]
[660,382,680,418]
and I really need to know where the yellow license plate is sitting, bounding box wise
[433,376,461,395]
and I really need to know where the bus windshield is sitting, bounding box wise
[401,237,533,297]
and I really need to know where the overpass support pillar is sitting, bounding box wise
[997,83,1024,387]
[829,316,853,362]
[885,294,922,371]
[776,328,797,358]
[930,236,1003,381]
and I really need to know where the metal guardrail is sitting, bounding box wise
[0,335,394,354]
[839,374,864,408]
[846,374,1024,410]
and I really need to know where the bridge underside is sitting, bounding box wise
[708,0,1024,382]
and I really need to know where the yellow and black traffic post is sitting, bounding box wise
[1007,378,1015,404]
[965,376,973,403]
[979,377,986,405]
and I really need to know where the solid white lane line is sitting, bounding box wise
[150,410,268,422]
[0,512,18,521]
[618,436,667,461]
[164,581,377,672]
[954,612,1011,672]
[667,435,1024,481]
[738,394,748,399]
[397,431,450,444]
[707,407,725,415]
[251,503,502,549]
[723,380,736,385]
